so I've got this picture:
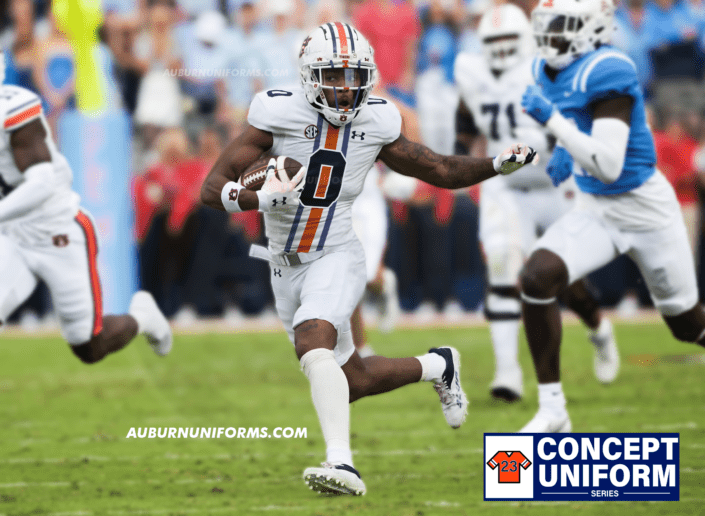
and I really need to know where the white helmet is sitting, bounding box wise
[532,0,615,69]
[299,22,377,126]
[478,4,532,72]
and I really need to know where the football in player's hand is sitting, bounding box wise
[240,156,304,191]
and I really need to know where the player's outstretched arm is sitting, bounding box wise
[0,119,54,223]
[378,134,537,189]
[200,124,273,212]
[522,85,632,184]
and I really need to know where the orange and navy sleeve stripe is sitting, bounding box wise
[519,453,531,469]
[4,99,42,130]
[75,211,103,336]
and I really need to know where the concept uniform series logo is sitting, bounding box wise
[484,433,679,501]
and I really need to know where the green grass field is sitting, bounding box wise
[1,321,704,516]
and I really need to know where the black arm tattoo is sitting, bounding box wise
[379,134,497,190]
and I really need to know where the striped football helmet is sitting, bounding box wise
[478,4,533,72]
[299,22,377,126]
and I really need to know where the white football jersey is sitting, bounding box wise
[454,52,552,190]
[248,87,401,254]
[0,85,80,243]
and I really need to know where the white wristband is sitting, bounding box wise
[221,181,244,213]
[256,189,270,213]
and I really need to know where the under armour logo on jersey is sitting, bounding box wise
[272,197,287,207]
[228,188,239,201]
[351,131,365,140]
[273,269,282,277]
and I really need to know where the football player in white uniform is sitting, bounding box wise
[454,4,618,403]
[201,22,537,496]
[519,0,705,432]
[0,52,172,363]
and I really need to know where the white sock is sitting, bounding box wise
[416,352,446,383]
[300,348,353,467]
[490,320,521,375]
[128,298,147,334]
[588,318,612,344]
[538,382,567,415]
[327,447,353,466]
[381,267,397,294]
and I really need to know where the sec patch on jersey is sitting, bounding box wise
[241,156,303,191]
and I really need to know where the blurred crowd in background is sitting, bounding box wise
[2,0,705,325]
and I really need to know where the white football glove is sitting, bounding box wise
[492,143,539,175]
[256,156,306,213]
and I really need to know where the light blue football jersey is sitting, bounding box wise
[532,46,657,195]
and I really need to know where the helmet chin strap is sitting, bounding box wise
[322,108,357,127]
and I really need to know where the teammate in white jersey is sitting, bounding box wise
[0,54,171,363]
[519,0,705,432]
[201,22,538,496]
[454,4,618,403]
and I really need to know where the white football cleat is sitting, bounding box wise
[519,410,572,433]
[129,291,172,356]
[378,268,400,334]
[303,463,366,496]
[429,347,468,429]
[588,318,619,384]
[490,365,523,403]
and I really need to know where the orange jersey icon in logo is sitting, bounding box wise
[487,451,531,483]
